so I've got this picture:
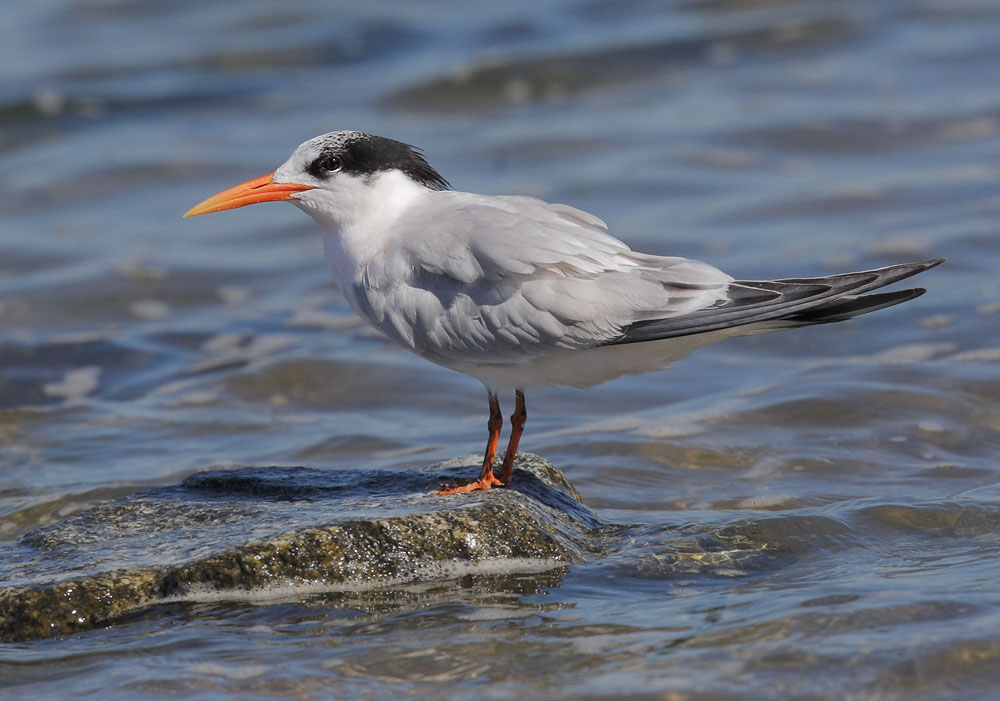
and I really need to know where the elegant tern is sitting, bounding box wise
[185,131,943,494]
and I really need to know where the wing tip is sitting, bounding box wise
[787,287,928,324]
[608,257,944,346]
[915,257,946,270]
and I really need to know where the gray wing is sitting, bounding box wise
[607,259,945,345]
[354,192,732,365]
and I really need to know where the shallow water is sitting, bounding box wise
[1,0,999,697]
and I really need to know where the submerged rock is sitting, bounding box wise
[0,454,596,643]
[0,453,794,643]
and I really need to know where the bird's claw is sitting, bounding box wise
[435,472,504,496]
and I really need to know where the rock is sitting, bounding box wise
[0,454,598,643]
[0,453,797,643]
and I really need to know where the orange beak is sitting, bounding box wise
[183,173,315,217]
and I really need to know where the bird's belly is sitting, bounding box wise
[448,328,739,392]
[339,280,745,392]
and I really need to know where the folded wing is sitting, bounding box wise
[608,259,945,345]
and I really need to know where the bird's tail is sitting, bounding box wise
[610,258,945,345]
[781,287,927,325]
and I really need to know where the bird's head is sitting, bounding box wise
[184,131,449,228]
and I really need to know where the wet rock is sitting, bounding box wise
[0,454,597,643]
[0,454,798,643]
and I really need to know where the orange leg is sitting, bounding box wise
[497,389,526,485]
[436,391,504,495]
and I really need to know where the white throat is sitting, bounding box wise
[291,169,428,284]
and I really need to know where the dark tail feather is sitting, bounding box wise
[608,258,944,346]
[780,288,926,325]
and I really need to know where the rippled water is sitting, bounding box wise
[2,0,999,697]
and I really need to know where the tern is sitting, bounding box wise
[185,131,943,494]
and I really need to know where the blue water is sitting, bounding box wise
[2,0,999,697]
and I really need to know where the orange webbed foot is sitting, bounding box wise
[435,472,503,496]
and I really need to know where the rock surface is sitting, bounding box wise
[0,454,597,643]
[0,454,792,643]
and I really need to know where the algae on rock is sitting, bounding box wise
[0,454,595,642]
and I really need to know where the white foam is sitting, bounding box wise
[186,663,270,680]
[216,285,250,305]
[872,342,955,365]
[162,557,564,606]
[43,367,100,400]
[191,333,297,372]
[737,494,795,509]
[977,301,1000,316]
[743,459,787,480]
[162,392,219,407]
[918,314,952,330]
[129,299,171,320]
[951,347,1000,363]
[200,333,247,353]
[456,607,535,621]
[244,334,298,356]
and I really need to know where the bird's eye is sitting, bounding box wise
[318,155,342,173]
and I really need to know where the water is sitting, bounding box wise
[1,0,998,696]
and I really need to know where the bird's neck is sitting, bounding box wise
[307,170,428,284]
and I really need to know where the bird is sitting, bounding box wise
[184,130,943,495]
